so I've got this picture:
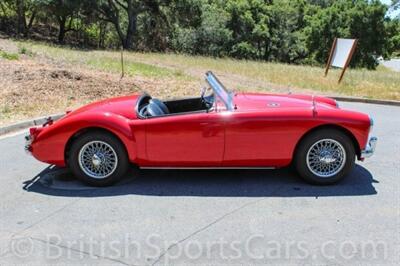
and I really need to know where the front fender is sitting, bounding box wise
[31,112,137,166]
[315,108,371,152]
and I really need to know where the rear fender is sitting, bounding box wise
[32,112,136,166]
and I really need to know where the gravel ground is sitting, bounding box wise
[0,37,198,126]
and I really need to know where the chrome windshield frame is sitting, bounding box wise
[205,71,234,111]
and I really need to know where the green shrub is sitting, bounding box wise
[18,46,34,56]
[0,50,19,60]
[231,42,258,59]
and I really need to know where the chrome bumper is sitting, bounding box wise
[361,136,377,159]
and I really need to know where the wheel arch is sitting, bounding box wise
[64,127,129,166]
[292,124,361,163]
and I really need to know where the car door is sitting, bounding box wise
[223,108,313,167]
[143,111,225,167]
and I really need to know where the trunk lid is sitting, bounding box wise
[234,93,338,111]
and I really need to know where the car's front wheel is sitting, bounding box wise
[69,131,129,186]
[294,129,355,185]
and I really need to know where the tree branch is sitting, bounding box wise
[115,0,128,11]
[27,10,36,29]
[0,2,7,16]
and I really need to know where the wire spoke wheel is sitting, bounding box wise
[306,139,346,178]
[78,141,118,179]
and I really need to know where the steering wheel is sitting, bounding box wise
[201,87,212,109]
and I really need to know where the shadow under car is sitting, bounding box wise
[22,164,378,198]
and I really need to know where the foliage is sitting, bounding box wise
[305,0,397,69]
[171,1,232,57]
[0,49,19,60]
[0,0,399,69]
[39,0,83,43]
[225,0,270,59]
[389,19,400,56]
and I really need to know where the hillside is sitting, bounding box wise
[0,37,399,126]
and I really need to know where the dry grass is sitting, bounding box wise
[1,37,399,126]
[18,40,400,100]
[120,52,400,100]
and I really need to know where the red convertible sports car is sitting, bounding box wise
[25,72,377,186]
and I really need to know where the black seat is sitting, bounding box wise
[150,98,169,114]
[147,102,164,116]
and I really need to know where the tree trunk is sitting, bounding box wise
[58,16,67,44]
[111,19,125,48]
[100,0,138,49]
[264,41,270,60]
[124,13,137,49]
[16,0,26,36]
[123,1,137,50]
[98,22,104,48]
[24,10,36,37]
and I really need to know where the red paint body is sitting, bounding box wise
[29,93,371,168]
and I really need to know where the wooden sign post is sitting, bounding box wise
[325,38,358,83]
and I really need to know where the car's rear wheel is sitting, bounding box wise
[294,129,355,185]
[69,131,129,186]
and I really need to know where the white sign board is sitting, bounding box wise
[331,38,357,68]
[325,38,358,83]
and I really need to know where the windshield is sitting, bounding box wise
[205,71,234,111]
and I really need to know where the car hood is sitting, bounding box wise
[234,93,338,111]
[63,95,140,120]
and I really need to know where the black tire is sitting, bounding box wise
[294,129,355,185]
[69,131,129,187]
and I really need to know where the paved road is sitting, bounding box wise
[381,59,400,72]
[0,102,399,265]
